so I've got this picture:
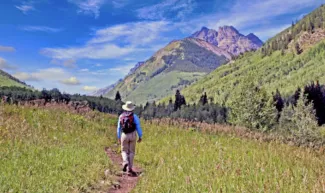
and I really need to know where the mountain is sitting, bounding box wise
[101,26,263,104]
[128,62,145,76]
[178,5,325,105]
[104,38,230,104]
[0,69,28,88]
[91,79,122,96]
[191,26,263,56]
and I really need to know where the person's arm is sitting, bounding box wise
[117,116,122,141]
[134,114,143,140]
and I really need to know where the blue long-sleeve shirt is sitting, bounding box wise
[117,114,143,139]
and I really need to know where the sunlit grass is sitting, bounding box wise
[0,105,117,192]
[1,104,325,192]
[135,122,325,193]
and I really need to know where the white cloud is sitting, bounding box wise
[50,59,77,68]
[88,21,170,45]
[94,63,102,67]
[15,4,35,14]
[60,77,81,85]
[14,68,70,82]
[136,0,196,20]
[83,85,98,91]
[21,26,63,33]
[0,57,16,70]
[0,45,16,52]
[68,0,106,18]
[41,44,135,59]
[40,20,171,60]
[13,72,39,81]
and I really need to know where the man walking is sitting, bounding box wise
[117,101,142,176]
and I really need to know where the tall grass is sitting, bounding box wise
[1,104,325,192]
[135,122,325,192]
[0,104,117,192]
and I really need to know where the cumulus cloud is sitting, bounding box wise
[61,77,81,85]
[0,57,16,70]
[137,0,196,20]
[83,85,98,91]
[0,45,16,52]
[21,26,63,33]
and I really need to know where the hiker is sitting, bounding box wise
[117,101,142,176]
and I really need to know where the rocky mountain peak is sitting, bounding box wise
[191,26,263,56]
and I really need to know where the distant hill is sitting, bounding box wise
[91,79,122,96]
[0,69,28,88]
[100,26,263,104]
[178,5,325,105]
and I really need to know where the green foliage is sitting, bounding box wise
[263,5,325,55]
[280,92,319,139]
[228,77,277,131]
[182,40,325,105]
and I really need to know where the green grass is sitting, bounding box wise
[1,105,325,192]
[135,122,325,192]
[0,105,118,192]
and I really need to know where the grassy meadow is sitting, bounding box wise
[0,104,118,192]
[1,104,325,192]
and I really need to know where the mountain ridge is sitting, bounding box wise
[99,26,263,104]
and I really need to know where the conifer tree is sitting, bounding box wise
[115,91,121,101]
[229,77,277,131]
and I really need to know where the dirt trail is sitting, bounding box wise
[104,147,142,193]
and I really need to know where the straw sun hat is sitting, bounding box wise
[122,101,136,111]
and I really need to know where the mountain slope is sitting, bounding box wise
[105,38,229,104]
[191,26,263,56]
[103,26,263,104]
[180,5,325,105]
[0,69,28,88]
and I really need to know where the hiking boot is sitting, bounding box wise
[128,169,137,177]
[122,164,128,172]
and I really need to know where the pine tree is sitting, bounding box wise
[295,42,302,55]
[229,77,277,131]
[291,92,319,138]
[115,91,121,101]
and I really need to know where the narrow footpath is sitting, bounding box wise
[104,147,142,193]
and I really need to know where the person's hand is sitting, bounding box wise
[137,138,142,143]
[118,138,121,144]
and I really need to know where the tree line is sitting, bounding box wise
[0,86,123,114]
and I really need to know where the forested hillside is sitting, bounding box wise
[181,5,325,105]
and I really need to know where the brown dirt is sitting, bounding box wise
[104,147,142,193]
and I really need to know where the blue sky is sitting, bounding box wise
[0,0,323,94]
